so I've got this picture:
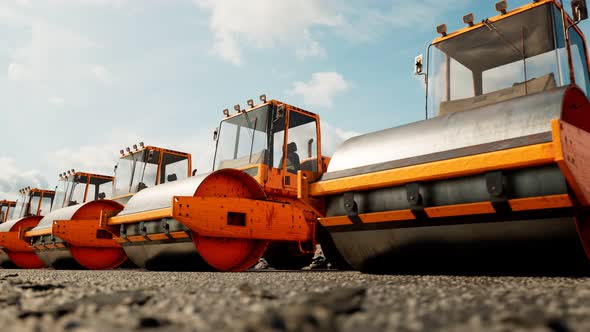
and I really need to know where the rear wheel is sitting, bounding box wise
[264,241,314,270]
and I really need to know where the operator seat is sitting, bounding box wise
[286,142,300,174]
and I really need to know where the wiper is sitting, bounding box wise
[482,19,523,58]
[248,117,258,163]
[483,19,528,93]
[242,110,255,141]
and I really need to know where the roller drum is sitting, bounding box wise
[122,240,211,271]
[321,87,590,274]
[31,201,128,270]
[330,217,589,275]
[30,206,82,268]
[34,245,82,269]
[116,174,212,270]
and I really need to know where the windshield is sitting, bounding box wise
[70,179,86,205]
[427,3,567,117]
[214,106,270,170]
[5,204,16,221]
[161,153,189,184]
[131,150,159,191]
[0,205,7,222]
[113,155,135,197]
[114,149,182,195]
[28,193,53,216]
[52,179,71,210]
[10,195,26,220]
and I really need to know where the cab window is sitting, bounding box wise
[161,153,189,183]
[570,27,590,95]
[284,111,319,173]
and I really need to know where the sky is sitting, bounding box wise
[1,0,589,199]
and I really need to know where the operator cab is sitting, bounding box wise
[52,171,114,210]
[113,144,192,203]
[9,188,55,221]
[421,0,590,118]
[213,96,326,180]
[0,200,16,223]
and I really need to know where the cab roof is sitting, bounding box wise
[60,172,114,185]
[432,0,568,45]
[119,145,191,159]
[222,99,319,121]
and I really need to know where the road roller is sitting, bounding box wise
[48,145,194,270]
[54,99,328,271]
[310,0,590,274]
[0,187,55,268]
[24,171,119,269]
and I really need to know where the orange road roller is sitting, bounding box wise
[313,0,590,273]
[0,188,55,268]
[54,100,329,271]
[25,171,119,269]
[48,145,194,270]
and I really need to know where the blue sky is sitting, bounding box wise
[1,0,589,198]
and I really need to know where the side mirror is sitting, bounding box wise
[167,174,178,182]
[414,54,424,75]
[572,0,588,22]
[98,192,106,199]
[213,128,219,141]
[192,169,198,176]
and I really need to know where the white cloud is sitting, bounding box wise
[7,63,31,81]
[0,157,49,200]
[289,72,351,108]
[44,129,217,181]
[48,96,65,105]
[3,19,97,84]
[296,31,327,60]
[45,130,141,176]
[28,0,125,6]
[334,0,471,42]
[194,0,342,65]
[320,122,360,157]
[91,64,112,82]
[194,0,470,64]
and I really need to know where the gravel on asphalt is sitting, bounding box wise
[0,269,589,331]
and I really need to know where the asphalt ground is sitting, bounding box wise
[0,269,589,332]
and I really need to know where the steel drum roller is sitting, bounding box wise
[321,87,590,274]
[31,201,127,269]
[116,174,212,270]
